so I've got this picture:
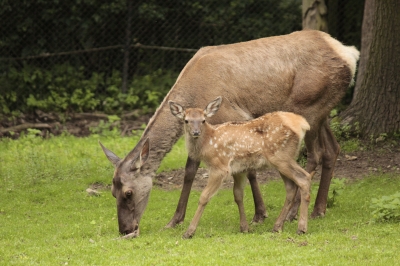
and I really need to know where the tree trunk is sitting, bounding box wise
[302,0,329,32]
[341,0,400,138]
[352,0,375,100]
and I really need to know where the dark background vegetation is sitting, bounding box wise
[0,0,363,117]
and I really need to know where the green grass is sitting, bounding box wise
[1,132,399,265]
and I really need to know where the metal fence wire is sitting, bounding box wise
[0,0,364,115]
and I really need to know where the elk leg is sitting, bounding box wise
[233,173,249,233]
[165,157,200,228]
[247,170,268,223]
[311,121,340,218]
[183,169,226,239]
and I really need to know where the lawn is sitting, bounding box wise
[0,131,399,265]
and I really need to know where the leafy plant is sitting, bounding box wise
[327,178,346,208]
[0,64,177,115]
[370,192,400,222]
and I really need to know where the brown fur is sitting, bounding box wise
[170,97,312,238]
[100,30,359,236]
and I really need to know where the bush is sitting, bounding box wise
[0,64,177,115]
[370,192,400,222]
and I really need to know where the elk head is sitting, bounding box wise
[99,138,152,237]
[168,96,222,138]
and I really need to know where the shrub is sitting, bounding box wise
[0,64,177,115]
[370,192,400,222]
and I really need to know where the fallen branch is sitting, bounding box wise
[0,123,51,133]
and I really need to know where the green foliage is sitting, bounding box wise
[340,138,361,153]
[370,192,400,222]
[327,178,346,208]
[0,64,177,115]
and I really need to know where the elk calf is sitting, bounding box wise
[169,97,312,238]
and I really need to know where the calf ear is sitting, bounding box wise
[169,101,185,119]
[99,141,120,166]
[205,96,222,117]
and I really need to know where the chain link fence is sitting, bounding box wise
[0,0,364,116]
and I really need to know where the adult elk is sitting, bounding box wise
[169,97,312,238]
[100,30,359,236]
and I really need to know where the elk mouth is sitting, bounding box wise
[118,223,139,240]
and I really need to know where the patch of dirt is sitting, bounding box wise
[2,111,399,191]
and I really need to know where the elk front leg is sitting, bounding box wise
[233,173,249,233]
[183,170,225,239]
[247,170,268,223]
[165,157,200,228]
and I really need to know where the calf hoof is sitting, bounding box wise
[296,229,306,235]
[240,225,249,233]
[182,231,194,239]
[272,226,283,233]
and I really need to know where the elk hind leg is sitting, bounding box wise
[233,173,249,233]
[312,120,340,218]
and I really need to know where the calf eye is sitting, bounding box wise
[202,120,205,124]
[185,120,188,124]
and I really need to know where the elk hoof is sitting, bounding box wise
[165,219,183,229]
[310,210,325,219]
[251,212,268,224]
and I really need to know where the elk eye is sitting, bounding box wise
[185,120,188,124]
[125,190,132,198]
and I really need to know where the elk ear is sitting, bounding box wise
[139,138,150,167]
[99,141,120,167]
[169,101,185,119]
[204,96,222,117]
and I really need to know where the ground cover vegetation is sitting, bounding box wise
[0,128,399,265]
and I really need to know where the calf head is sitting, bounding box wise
[169,96,222,137]
[99,138,152,236]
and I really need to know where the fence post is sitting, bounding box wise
[122,0,133,93]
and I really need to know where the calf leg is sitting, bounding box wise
[273,160,312,234]
[285,128,321,221]
[273,175,298,232]
[233,173,249,233]
[311,120,340,218]
[247,170,268,223]
[166,157,200,228]
[183,169,226,239]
